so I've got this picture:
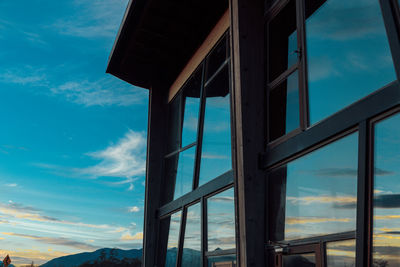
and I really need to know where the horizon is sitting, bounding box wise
[0,0,149,265]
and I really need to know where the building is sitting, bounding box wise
[107,0,400,266]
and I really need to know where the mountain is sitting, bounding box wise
[40,248,142,267]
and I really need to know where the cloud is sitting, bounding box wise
[0,67,47,86]
[286,217,352,225]
[0,19,47,46]
[0,66,147,107]
[128,183,134,191]
[2,232,99,250]
[208,236,235,250]
[375,215,400,220]
[201,153,229,160]
[335,194,400,210]
[208,196,234,203]
[0,202,60,223]
[0,201,114,230]
[128,206,140,213]
[0,248,67,266]
[120,232,143,241]
[287,195,356,206]
[52,0,129,39]
[311,167,393,177]
[306,0,386,41]
[80,130,146,181]
[311,168,357,177]
[50,79,147,107]
[5,183,17,187]
[374,194,400,209]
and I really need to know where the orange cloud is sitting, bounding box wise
[120,232,143,241]
[286,217,352,225]
[287,196,356,205]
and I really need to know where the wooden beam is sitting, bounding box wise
[168,9,230,102]
[229,0,266,266]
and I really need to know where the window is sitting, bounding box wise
[159,32,236,267]
[264,0,400,266]
[267,133,358,267]
[267,0,396,143]
[373,112,400,266]
[268,132,358,241]
[181,203,201,266]
[165,211,182,267]
[306,0,396,124]
[207,188,236,251]
[165,34,232,202]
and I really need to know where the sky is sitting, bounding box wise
[0,0,149,265]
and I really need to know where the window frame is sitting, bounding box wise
[265,0,400,146]
[263,0,400,266]
[158,32,237,267]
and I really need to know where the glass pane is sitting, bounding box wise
[268,133,358,241]
[206,36,227,81]
[306,0,396,125]
[199,66,232,186]
[268,0,298,82]
[283,253,315,267]
[207,255,236,267]
[168,94,182,153]
[182,70,202,147]
[174,146,196,200]
[207,188,235,251]
[326,239,355,267]
[182,203,202,266]
[269,71,300,141]
[373,112,400,266]
[167,70,201,152]
[166,211,182,267]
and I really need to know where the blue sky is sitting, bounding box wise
[0,0,149,265]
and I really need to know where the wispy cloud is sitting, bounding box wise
[0,19,47,46]
[128,206,140,213]
[287,195,356,206]
[81,130,146,181]
[53,0,129,39]
[209,196,234,203]
[286,217,352,225]
[50,78,147,107]
[0,248,67,266]
[201,153,229,160]
[0,66,147,107]
[120,232,143,241]
[311,167,393,177]
[375,215,400,220]
[34,129,146,189]
[0,201,111,230]
[0,66,47,87]
[2,232,99,250]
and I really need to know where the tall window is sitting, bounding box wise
[267,0,396,143]
[159,32,236,267]
[264,0,400,266]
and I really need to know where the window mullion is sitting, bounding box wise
[380,0,400,80]
[296,0,309,130]
[355,120,370,267]
[193,63,207,190]
[176,206,187,267]
[201,196,207,267]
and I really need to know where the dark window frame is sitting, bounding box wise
[265,0,400,147]
[159,32,237,267]
[264,0,400,266]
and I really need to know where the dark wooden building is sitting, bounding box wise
[107,0,400,266]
